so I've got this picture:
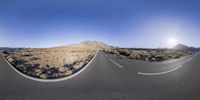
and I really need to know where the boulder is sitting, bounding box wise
[40,74,48,79]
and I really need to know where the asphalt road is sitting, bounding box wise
[1,52,200,100]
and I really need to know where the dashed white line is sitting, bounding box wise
[109,58,123,68]
[138,65,183,76]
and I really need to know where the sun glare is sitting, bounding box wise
[167,37,178,48]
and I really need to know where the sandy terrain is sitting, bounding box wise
[1,41,196,79]
[1,41,109,79]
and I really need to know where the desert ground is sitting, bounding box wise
[1,41,109,79]
[105,48,194,62]
[1,41,195,79]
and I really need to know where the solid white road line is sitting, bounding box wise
[1,52,98,82]
[186,57,193,63]
[109,58,123,68]
[138,55,195,76]
[138,65,183,76]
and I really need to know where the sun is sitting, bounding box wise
[166,37,178,48]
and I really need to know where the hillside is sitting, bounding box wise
[173,44,200,52]
[1,41,197,79]
[0,47,21,51]
[79,40,111,50]
[64,40,111,50]
[2,41,111,79]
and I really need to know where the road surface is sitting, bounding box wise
[1,52,200,100]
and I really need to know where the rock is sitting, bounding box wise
[73,62,84,70]
[47,70,52,74]
[38,65,43,69]
[52,73,59,78]
[151,58,156,61]
[58,67,73,76]
[58,67,67,72]
[27,71,34,76]
[34,69,42,77]
[145,58,149,61]
[16,64,23,68]
[63,70,73,76]
[63,63,74,69]
[40,74,48,79]
[16,64,26,72]
[7,57,15,64]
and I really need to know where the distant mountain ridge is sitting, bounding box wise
[0,47,21,51]
[0,41,112,51]
[54,40,112,50]
[173,44,200,52]
[79,40,111,50]
[1,41,199,52]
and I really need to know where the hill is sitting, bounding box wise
[0,47,20,51]
[173,44,200,52]
[66,40,111,50]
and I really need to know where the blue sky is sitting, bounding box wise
[0,0,200,48]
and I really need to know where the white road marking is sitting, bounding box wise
[109,58,123,68]
[186,57,193,63]
[138,65,183,76]
[138,55,195,76]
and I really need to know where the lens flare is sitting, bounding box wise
[167,37,178,48]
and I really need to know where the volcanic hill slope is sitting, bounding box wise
[173,44,200,52]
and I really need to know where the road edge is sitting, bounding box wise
[1,52,98,82]
[137,52,198,76]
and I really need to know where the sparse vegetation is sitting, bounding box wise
[3,41,102,79]
[105,49,120,56]
[2,41,196,79]
[7,57,15,64]
[22,53,33,57]
[117,49,131,56]
[106,48,194,62]
[1,50,10,54]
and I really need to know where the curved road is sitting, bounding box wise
[1,52,200,100]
